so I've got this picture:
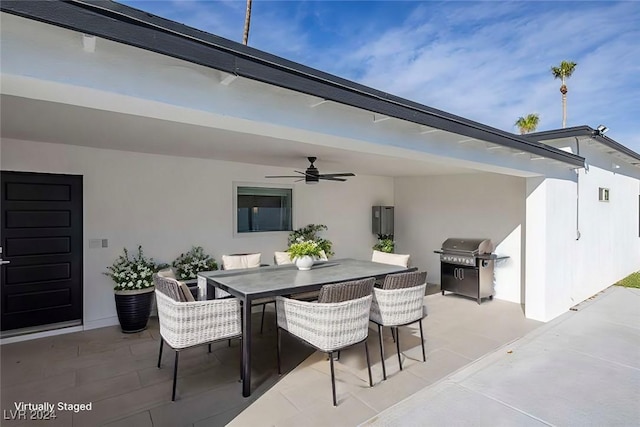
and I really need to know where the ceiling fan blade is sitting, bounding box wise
[318,173,355,178]
[320,177,347,182]
[265,175,301,178]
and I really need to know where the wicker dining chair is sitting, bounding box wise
[369,271,427,380]
[154,275,242,401]
[219,253,274,334]
[371,250,410,267]
[276,278,376,406]
[273,251,323,301]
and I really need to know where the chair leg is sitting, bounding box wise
[395,327,402,371]
[391,327,396,343]
[378,324,387,380]
[208,343,212,353]
[329,351,337,406]
[157,338,164,368]
[172,351,180,401]
[276,327,282,375]
[419,320,426,362]
[364,341,373,387]
[336,350,341,361]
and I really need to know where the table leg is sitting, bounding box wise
[242,298,252,397]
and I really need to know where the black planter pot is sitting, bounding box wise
[114,287,154,333]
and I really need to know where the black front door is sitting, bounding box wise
[1,171,83,331]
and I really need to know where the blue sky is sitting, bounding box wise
[120,1,640,153]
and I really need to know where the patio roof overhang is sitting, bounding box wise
[0,0,585,171]
[525,126,640,169]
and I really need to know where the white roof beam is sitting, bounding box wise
[220,73,238,86]
[373,114,390,123]
[419,126,441,135]
[82,34,96,52]
[309,99,329,108]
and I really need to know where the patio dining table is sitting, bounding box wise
[197,258,414,397]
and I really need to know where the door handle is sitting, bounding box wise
[454,268,459,280]
[0,259,10,265]
[460,269,464,280]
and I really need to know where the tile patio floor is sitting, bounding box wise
[1,287,541,426]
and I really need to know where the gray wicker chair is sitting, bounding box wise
[276,278,376,406]
[154,275,242,401]
[370,271,427,380]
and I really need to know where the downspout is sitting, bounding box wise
[575,137,581,240]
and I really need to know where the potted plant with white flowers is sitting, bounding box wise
[104,246,158,333]
[287,240,323,270]
[171,246,218,280]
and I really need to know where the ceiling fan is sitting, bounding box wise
[265,157,355,184]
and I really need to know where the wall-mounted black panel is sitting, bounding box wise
[6,289,71,313]
[6,237,71,257]
[5,183,71,201]
[5,263,71,285]
[6,210,71,228]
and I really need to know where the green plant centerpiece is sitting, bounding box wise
[288,240,323,259]
[373,234,395,253]
[172,246,218,280]
[104,246,158,333]
[288,224,334,258]
[287,240,322,270]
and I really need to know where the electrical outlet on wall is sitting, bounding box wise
[89,239,109,249]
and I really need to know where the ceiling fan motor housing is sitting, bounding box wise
[305,161,319,183]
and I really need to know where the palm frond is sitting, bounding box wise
[515,113,540,134]
[551,60,577,79]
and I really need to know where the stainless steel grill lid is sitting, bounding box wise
[441,238,494,255]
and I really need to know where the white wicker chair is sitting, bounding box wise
[273,251,320,301]
[371,250,410,267]
[276,278,375,406]
[370,271,427,380]
[154,275,242,401]
[218,253,274,334]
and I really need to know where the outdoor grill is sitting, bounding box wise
[435,238,497,304]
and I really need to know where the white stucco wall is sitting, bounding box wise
[1,138,393,329]
[525,147,640,321]
[394,173,525,304]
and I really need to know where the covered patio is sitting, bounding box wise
[1,2,584,342]
[1,290,540,426]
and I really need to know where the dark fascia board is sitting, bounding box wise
[2,0,585,168]
[526,126,640,164]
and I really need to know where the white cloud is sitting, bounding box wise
[121,0,640,152]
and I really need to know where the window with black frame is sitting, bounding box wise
[237,186,292,233]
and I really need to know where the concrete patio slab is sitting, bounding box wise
[1,290,541,427]
[362,286,640,427]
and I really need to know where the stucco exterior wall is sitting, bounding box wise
[394,173,526,304]
[1,138,394,329]
[525,151,640,322]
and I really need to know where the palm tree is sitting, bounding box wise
[242,0,252,45]
[551,60,577,128]
[515,113,540,134]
